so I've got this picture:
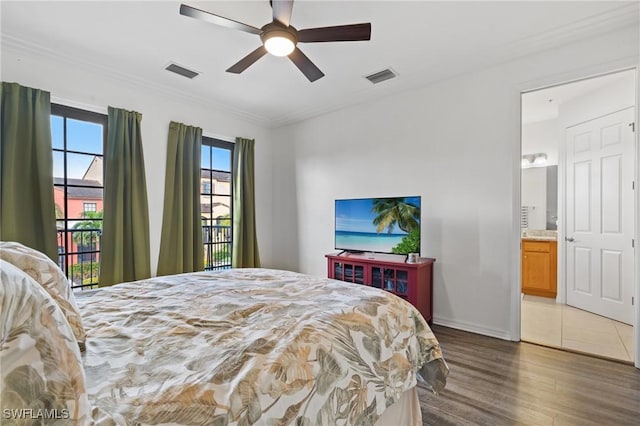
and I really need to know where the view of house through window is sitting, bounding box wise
[52,104,106,289]
[201,137,233,269]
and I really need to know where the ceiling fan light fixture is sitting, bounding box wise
[262,30,296,56]
[180,2,372,81]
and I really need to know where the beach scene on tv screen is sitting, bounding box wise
[335,196,421,254]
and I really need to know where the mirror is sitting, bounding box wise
[521,165,557,231]
[545,165,557,230]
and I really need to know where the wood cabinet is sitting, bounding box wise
[326,252,434,323]
[521,239,557,298]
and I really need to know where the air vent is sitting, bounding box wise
[365,68,397,84]
[165,63,200,79]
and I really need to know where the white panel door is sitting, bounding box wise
[565,107,635,325]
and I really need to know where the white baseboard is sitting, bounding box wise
[433,316,514,341]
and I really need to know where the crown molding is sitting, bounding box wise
[1,34,272,127]
[2,2,637,130]
[492,2,639,64]
[269,3,640,128]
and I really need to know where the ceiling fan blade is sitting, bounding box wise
[272,0,294,27]
[226,46,268,74]
[288,48,324,82]
[180,4,262,35]
[298,23,371,43]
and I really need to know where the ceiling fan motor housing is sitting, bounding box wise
[261,22,298,46]
[179,2,371,81]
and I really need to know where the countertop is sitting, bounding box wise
[521,230,557,241]
[522,236,557,241]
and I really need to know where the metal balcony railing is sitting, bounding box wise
[202,219,232,270]
[57,228,101,290]
[56,220,232,290]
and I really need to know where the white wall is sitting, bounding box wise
[521,168,547,230]
[560,72,636,127]
[522,119,559,166]
[1,47,275,274]
[271,26,639,339]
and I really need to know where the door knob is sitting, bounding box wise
[565,237,575,242]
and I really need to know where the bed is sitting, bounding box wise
[0,242,448,425]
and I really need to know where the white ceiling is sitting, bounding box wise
[522,70,634,124]
[2,1,638,127]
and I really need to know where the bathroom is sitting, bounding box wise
[520,70,634,362]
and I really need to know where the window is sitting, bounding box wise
[201,137,233,269]
[52,104,107,290]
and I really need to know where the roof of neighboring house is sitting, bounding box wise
[82,156,103,184]
[201,169,230,182]
[54,178,103,199]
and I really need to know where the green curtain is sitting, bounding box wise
[232,137,260,268]
[0,82,58,261]
[100,107,150,286]
[157,122,203,275]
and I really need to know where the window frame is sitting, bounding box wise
[201,137,234,270]
[52,103,107,289]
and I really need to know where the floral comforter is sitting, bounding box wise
[76,268,448,425]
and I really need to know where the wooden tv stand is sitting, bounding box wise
[326,252,435,323]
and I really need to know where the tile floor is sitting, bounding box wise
[521,294,634,362]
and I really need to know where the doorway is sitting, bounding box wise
[520,69,636,363]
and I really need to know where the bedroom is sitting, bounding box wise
[1,0,640,424]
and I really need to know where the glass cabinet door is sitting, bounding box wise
[344,264,353,281]
[396,270,408,295]
[333,262,366,285]
[372,267,382,288]
[384,269,395,291]
[354,265,365,284]
[333,262,343,280]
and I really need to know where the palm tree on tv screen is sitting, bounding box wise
[371,197,419,234]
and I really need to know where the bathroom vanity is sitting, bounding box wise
[521,231,557,298]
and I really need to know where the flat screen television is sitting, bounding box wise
[335,196,421,255]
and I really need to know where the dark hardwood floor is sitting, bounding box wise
[418,325,640,426]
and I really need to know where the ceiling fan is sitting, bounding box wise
[179,1,371,82]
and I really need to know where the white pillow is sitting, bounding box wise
[0,241,86,351]
[0,259,91,423]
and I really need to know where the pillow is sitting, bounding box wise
[0,260,91,423]
[0,241,86,351]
